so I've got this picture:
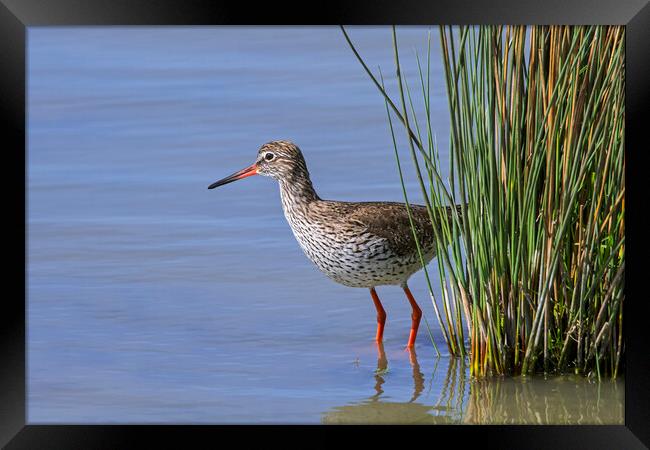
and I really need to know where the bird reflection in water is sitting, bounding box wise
[368,343,424,404]
[322,344,448,424]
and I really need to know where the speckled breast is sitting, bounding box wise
[283,208,435,288]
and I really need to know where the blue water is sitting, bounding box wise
[27,26,622,424]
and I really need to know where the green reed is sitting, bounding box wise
[342,25,625,377]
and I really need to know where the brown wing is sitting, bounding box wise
[344,202,436,257]
[311,200,464,257]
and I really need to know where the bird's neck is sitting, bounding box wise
[279,169,320,214]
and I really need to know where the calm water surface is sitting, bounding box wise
[27,27,623,424]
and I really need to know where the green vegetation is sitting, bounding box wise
[342,25,625,378]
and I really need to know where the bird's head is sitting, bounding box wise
[208,140,308,189]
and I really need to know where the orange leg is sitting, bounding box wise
[403,285,422,348]
[370,287,387,343]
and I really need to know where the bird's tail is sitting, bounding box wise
[444,202,469,220]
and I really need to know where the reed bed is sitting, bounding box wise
[342,25,625,377]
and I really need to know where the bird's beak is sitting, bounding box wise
[208,163,258,189]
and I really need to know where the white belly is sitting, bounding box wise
[285,212,433,288]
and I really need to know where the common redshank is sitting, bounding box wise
[209,140,462,348]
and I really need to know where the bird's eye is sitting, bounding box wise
[264,152,275,161]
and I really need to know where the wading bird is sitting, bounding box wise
[209,140,462,348]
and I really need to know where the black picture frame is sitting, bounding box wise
[2,0,648,448]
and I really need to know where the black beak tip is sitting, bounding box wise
[208,179,229,189]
